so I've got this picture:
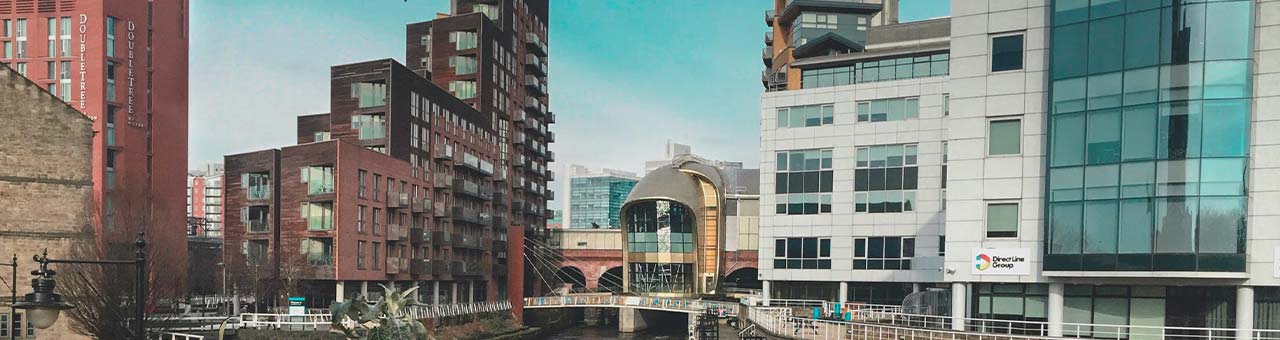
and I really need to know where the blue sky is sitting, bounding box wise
[189,0,950,176]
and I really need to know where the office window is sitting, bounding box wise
[59,17,69,57]
[991,34,1024,72]
[46,18,53,57]
[801,52,949,89]
[775,103,834,128]
[357,241,367,269]
[854,236,915,270]
[989,119,1022,155]
[774,149,833,215]
[1,19,9,38]
[45,61,52,80]
[300,202,333,231]
[856,97,919,122]
[625,200,694,253]
[986,203,1019,238]
[938,236,946,256]
[14,62,24,76]
[3,41,10,59]
[106,62,116,101]
[855,144,918,213]
[14,19,25,58]
[58,60,69,100]
[300,238,333,266]
[772,237,831,269]
[943,94,950,116]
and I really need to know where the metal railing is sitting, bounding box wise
[524,295,739,316]
[398,300,512,319]
[151,332,205,340]
[239,313,333,331]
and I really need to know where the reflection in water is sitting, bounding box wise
[542,325,686,340]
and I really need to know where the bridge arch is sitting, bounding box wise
[556,266,587,290]
[599,266,624,292]
[723,267,761,290]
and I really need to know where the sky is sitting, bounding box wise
[189,0,950,176]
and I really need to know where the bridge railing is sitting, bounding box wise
[398,300,512,319]
[239,313,334,331]
[150,332,205,340]
[523,295,740,316]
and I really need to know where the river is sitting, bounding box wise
[540,324,687,339]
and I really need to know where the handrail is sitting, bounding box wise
[151,332,205,340]
[523,295,739,316]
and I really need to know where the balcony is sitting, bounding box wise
[433,143,453,160]
[410,258,431,276]
[545,169,555,179]
[385,257,404,275]
[547,150,555,162]
[450,260,483,277]
[431,230,450,247]
[545,209,554,218]
[492,215,507,228]
[433,202,449,218]
[452,179,493,201]
[765,31,773,45]
[546,131,555,143]
[524,78,546,96]
[523,97,545,116]
[386,192,409,209]
[432,173,453,189]
[524,54,547,76]
[247,186,271,201]
[545,111,555,124]
[546,189,555,201]
[412,198,432,214]
[248,220,270,233]
[525,32,547,56]
[454,152,494,176]
[452,234,484,250]
[762,47,773,67]
[386,223,403,242]
[452,206,487,225]
[492,239,507,250]
[492,190,507,205]
[765,9,775,26]
[410,227,425,243]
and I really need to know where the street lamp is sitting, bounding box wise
[15,232,147,340]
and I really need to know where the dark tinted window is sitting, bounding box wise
[991,35,1024,72]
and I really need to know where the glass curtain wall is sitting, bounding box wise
[1045,0,1252,272]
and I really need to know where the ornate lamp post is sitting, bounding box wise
[15,232,147,340]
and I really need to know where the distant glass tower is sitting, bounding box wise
[567,166,639,229]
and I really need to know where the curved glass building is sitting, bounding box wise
[621,157,729,297]
[1045,0,1253,272]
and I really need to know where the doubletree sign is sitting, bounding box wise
[971,248,1030,275]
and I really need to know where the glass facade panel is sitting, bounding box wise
[989,119,1022,155]
[801,52,949,89]
[1046,0,1251,272]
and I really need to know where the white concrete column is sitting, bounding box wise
[1048,283,1065,337]
[1238,286,1255,340]
[762,280,772,306]
[433,281,441,305]
[336,281,346,302]
[950,282,966,331]
[232,284,240,316]
[912,283,921,293]
[839,282,849,303]
[469,281,476,303]
[361,281,369,298]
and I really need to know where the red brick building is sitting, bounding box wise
[0,0,190,293]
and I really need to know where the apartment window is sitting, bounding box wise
[855,144,918,213]
[46,18,53,57]
[449,55,477,75]
[106,62,116,101]
[301,165,334,195]
[357,170,367,198]
[938,236,946,256]
[776,103,833,128]
[857,97,919,122]
[14,19,25,58]
[357,206,366,233]
[242,172,271,200]
[449,31,477,50]
[991,34,1024,72]
[350,82,387,108]
[301,202,334,231]
[476,4,499,20]
[243,205,270,232]
[986,202,1019,238]
[357,241,367,269]
[372,207,381,235]
[313,131,330,142]
[449,80,477,100]
[106,17,116,57]
[351,113,386,140]
[373,174,381,199]
[372,242,382,269]
[59,17,69,58]
[774,149,833,215]
[244,240,268,266]
[854,236,915,270]
[773,237,831,269]
[988,118,1022,155]
[300,238,334,266]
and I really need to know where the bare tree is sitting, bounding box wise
[55,189,183,339]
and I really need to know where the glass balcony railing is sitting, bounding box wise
[248,186,270,200]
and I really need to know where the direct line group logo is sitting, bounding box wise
[974,253,992,271]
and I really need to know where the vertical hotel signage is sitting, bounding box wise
[126,20,136,115]
[971,248,1031,276]
[77,14,88,110]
